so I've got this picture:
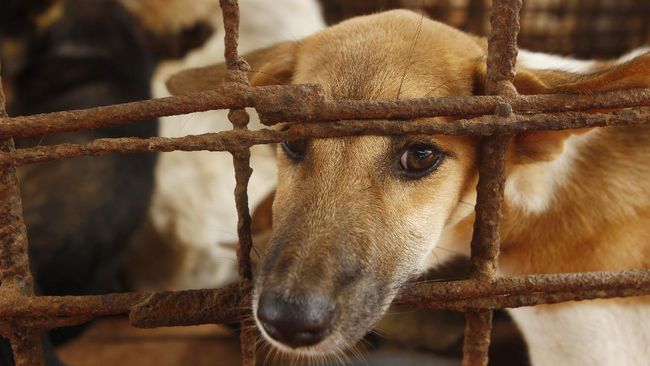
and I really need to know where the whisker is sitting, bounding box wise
[458,200,476,208]
[367,328,386,340]
[430,247,442,267]
[382,308,420,316]
[434,245,466,256]
[262,341,275,365]
[36,135,46,147]
[245,68,288,85]
[409,274,469,285]
[397,12,425,100]
[423,76,475,97]
[351,345,367,366]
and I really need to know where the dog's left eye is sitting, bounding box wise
[398,142,443,178]
[281,140,307,160]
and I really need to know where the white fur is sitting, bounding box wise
[436,48,650,365]
[505,131,596,214]
[147,0,325,290]
[509,301,650,366]
[518,47,650,73]
[617,46,650,64]
[518,50,597,73]
[506,48,650,366]
[507,47,649,214]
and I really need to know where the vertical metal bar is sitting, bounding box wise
[219,0,250,84]
[462,1,522,365]
[219,1,257,365]
[461,311,494,366]
[469,131,510,280]
[7,326,43,366]
[0,66,44,365]
[485,0,522,97]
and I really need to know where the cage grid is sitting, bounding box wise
[1,0,650,365]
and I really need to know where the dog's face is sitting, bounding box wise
[251,11,484,354]
[167,9,650,357]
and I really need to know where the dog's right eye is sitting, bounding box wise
[398,142,444,179]
[281,140,307,160]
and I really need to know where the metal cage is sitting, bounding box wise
[1,0,650,365]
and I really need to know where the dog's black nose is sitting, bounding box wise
[257,292,335,348]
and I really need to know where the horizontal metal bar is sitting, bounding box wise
[3,107,649,166]
[1,86,650,139]
[0,84,322,140]
[260,88,650,124]
[395,269,650,311]
[0,284,245,325]
[129,283,248,328]
[0,270,647,328]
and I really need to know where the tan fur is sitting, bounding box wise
[119,0,221,35]
[167,9,650,363]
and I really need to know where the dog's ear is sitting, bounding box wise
[165,41,297,95]
[475,52,650,162]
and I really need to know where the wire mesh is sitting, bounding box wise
[0,0,650,365]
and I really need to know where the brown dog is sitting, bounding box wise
[168,10,650,366]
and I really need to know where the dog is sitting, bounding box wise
[167,9,650,366]
[0,0,162,364]
[126,0,325,291]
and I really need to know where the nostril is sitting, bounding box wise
[257,291,335,348]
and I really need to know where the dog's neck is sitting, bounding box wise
[498,125,650,275]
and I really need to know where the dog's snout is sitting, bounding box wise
[257,292,335,348]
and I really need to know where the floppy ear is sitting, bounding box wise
[165,41,298,95]
[475,52,650,162]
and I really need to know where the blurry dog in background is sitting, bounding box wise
[126,0,325,291]
[0,0,210,364]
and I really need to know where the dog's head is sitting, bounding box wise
[168,9,650,357]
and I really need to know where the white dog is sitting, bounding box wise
[128,0,325,290]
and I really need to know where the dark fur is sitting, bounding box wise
[1,0,158,364]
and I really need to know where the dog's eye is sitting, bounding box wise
[399,142,443,178]
[281,140,307,160]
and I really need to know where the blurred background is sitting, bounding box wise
[0,0,648,365]
[323,0,650,58]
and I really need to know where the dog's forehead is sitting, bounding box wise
[293,10,484,100]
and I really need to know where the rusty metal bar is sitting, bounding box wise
[5,326,43,366]
[3,86,650,140]
[461,311,493,366]
[129,283,248,328]
[462,0,522,364]
[395,269,650,311]
[0,284,244,326]
[219,0,257,364]
[3,107,650,166]
[0,65,44,366]
[230,115,255,282]
[0,270,647,325]
[485,0,521,96]
[469,131,510,280]
[259,88,650,124]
